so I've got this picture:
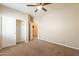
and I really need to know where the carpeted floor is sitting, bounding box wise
[0,40,79,56]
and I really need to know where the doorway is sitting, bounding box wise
[16,20,21,43]
[30,22,38,41]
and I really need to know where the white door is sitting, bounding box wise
[2,16,16,48]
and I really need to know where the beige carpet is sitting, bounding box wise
[0,40,79,56]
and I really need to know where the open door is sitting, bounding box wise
[16,20,21,43]
[16,20,27,43]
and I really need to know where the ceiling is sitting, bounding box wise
[1,3,78,19]
[0,3,53,19]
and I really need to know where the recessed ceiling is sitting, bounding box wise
[0,3,52,19]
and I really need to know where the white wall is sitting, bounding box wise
[0,5,27,20]
[0,16,2,49]
[38,4,79,50]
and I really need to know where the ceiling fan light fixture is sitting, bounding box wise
[27,3,51,12]
[36,6,42,10]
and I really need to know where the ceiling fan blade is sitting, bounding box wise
[27,5,37,6]
[42,7,47,12]
[43,3,51,6]
[35,9,38,12]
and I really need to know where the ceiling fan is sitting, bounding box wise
[26,3,51,12]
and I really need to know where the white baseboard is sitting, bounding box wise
[40,39,79,50]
